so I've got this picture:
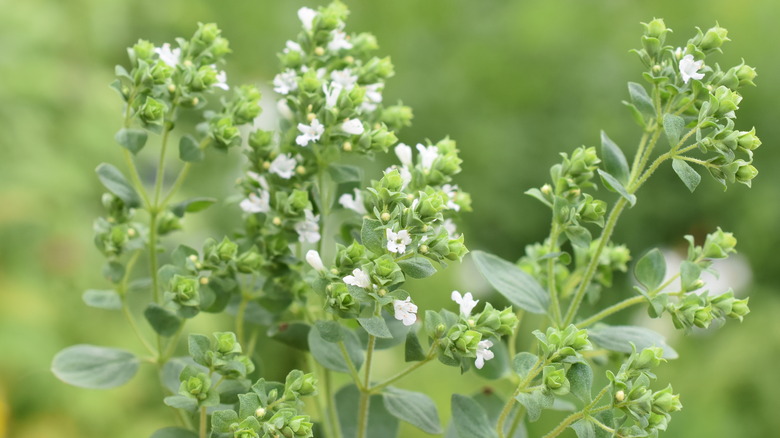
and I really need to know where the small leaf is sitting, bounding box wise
[383,387,442,434]
[211,410,240,434]
[471,251,549,315]
[565,225,592,249]
[96,163,141,207]
[634,248,666,290]
[397,256,437,279]
[601,131,629,185]
[337,384,399,438]
[515,390,552,422]
[150,427,199,438]
[179,135,204,162]
[672,158,701,193]
[163,395,198,411]
[328,163,363,183]
[451,394,496,438]
[115,128,148,154]
[144,303,183,337]
[188,334,211,365]
[268,322,311,351]
[314,320,343,343]
[571,419,596,438]
[597,170,636,207]
[622,101,646,128]
[628,82,655,116]
[82,289,122,310]
[593,410,615,438]
[405,331,426,362]
[102,261,125,284]
[171,197,217,217]
[663,114,686,147]
[361,218,384,254]
[512,352,539,378]
[308,324,364,373]
[51,345,140,389]
[587,325,677,359]
[567,361,593,403]
[358,315,393,339]
[680,260,702,291]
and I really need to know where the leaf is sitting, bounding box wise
[163,395,198,411]
[627,82,655,116]
[672,158,701,193]
[144,303,183,337]
[622,101,646,129]
[268,322,311,351]
[361,218,384,254]
[515,390,553,422]
[469,390,527,438]
[451,394,497,438]
[308,324,364,373]
[397,256,437,279]
[150,427,199,438]
[471,250,549,314]
[51,345,140,389]
[593,410,615,438]
[171,197,217,217]
[328,163,363,183]
[337,384,399,438]
[383,387,442,434]
[179,135,204,162]
[512,352,539,378]
[600,131,630,185]
[405,331,426,362]
[663,114,686,147]
[82,289,122,310]
[597,170,636,207]
[211,410,240,434]
[571,419,596,438]
[96,163,141,208]
[680,260,702,291]
[567,361,593,403]
[565,225,592,249]
[357,311,411,350]
[188,334,211,365]
[634,248,666,290]
[587,325,678,359]
[475,338,508,380]
[102,261,125,284]
[358,315,393,339]
[314,320,343,343]
[115,128,148,154]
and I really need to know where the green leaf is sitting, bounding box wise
[471,250,549,314]
[424,310,444,339]
[475,338,508,380]
[571,419,596,438]
[211,410,240,434]
[383,388,442,434]
[587,325,678,359]
[188,334,211,365]
[309,324,364,373]
[628,82,654,116]
[358,315,393,339]
[82,289,122,310]
[96,163,141,208]
[593,410,615,438]
[405,331,426,362]
[634,248,666,290]
[469,390,527,438]
[565,225,592,249]
[512,352,539,378]
[672,158,701,193]
[163,395,198,411]
[115,128,148,154]
[622,101,646,129]
[144,303,183,337]
[397,256,437,279]
[680,260,702,291]
[314,320,343,343]
[328,163,363,183]
[597,170,636,206]
[171,197,217,217]
[600,131,629,185]
[451,394,497,438]
[268,322,311,351]
[51,345,140,389]
[663,114,686,147]
[179,135,204,162]
[150,427,199,438]
[515,389,552,422]
[567,361,593,403]
[102,261,125,284]
[337,384,399,438]
[361,218,385,254]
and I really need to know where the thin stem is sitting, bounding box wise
[163,320,188,360]
[577,296,646,328]
[122,150,152,209]
[543,386,611,438]
[628,131,651,184]
[337,341,363,389]
[236,295,249,347]
[153,125,173,207]
[507,310,525,361]
[357,333,377,438]
[121,303,156,355]
[199,406,207,438]
[677,156,717,168]
[497,358,545,438]
[506,405,526,438]
[369,340,440,393]
[547,223,563,327]
[160,137,211,207]
[324,367,342,438]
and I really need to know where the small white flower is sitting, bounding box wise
[328,29,353,52]
[213,68,229,90]
[475,340,495,369]
[269,154,297,179]
[441,184,460,211]
[246,171,270,189]
[306,250,325,272]
[330,69,358,91]
[341,119,364,135]
[302,65,327,80]
[339,189,367,214]
[155,43,181,67]
[442,219,458,238]
[394,143,413,167]
[273,69,299,95]
[399,166,412,189]
[277,99,294,120]
[386,228,412,254]
[679,54,705,84]
[323,84,341,109]
[295,209,321,243]
[393,297,418,326]
[284,40,303,54]
[296,118,325,146]
[416,144,439,171]
[343,268,372,289]
[240,191,271,214]
[298,7,317,31]
[451,290,479,316]
[360,83,384,112]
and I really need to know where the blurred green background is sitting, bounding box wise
[2,0,779,436]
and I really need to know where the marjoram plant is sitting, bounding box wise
[52,4,761,438]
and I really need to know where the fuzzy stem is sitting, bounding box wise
[357,333,377,438]
[199,406,207,438]
[577,296,646,328]
[547,223,563,327]
[497,358,545,438]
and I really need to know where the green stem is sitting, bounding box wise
[199,406,207,438]
[324,367,342,438]
[121,303,156,355]
[122,150,152,209]
[163,320,187,360]
[236,294,249,347]
[507,310,525,361]
[357,333,377,438]
[506,405,526,438]
[497,358,545,438]
[337,341,363,389]
[160,137,211,207]
[542,386,611,438]
[547,222,563,327]
[153,126,172,206]
[577,296,646,328]
[677,156,717,168]
[369,340,440,393]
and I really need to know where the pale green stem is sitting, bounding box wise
[547,222,563,327]
[542,386,611,438]
[507,310,525,361]
[122,150,152,209]
[497,358,546,438]
[577,296,646,328]
[337,341,363,389]
[199,406,207,438]
[677,156,717,168]
[153,126,173,207]
[369,340,440,394]
[236,295,249,347]
[506,404,526,438]
[357,333,377,438]
[324,367,342,438]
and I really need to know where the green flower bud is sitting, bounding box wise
[352,32,379,52]
[641,36,662,58]
[729,298,750,320]
[279,48,303,69]
[451,328,482,353]
[210,37,231,58]
[362,56,395,82]
[417,191,446,220]
[652,385,682,413]
[214,331,240,354]
[702,228,737,259]
[150,61,173,84]
[190,65,218,91]
[543,365,570,396]
[216,237,238,261]
[236,249,263,273]
[132,39,155,61]
[579,195,607,224]
[300,69,322,93]
[157,210,182,236]
[319,2,348,30]
[381,105,414,130]
[736,163,758,185]
[474,304,501,332]
[186,375,205,395]
[249,129,274,151]
[380,169,404,191]
[735,63,757,86]
[693,305,713,328]
[139,97,167,123]
[210,117,241,149]
[289,189,310,212]
[169,274,199,306]
[643,18,668,40]
[446,235,468,261]
[700,25,730,52]
[713,86,742,116]
[195,22,221,44]
[372,255,401,279]
[633,347,664,370]
[370,126,398,152]
[497,307,519,337]
[298,373,318,396]
[329,283,359,316]
[737,128,761,151]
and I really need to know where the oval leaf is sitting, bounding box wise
[171,197,217,217]
[398,256,437,279]
[634,248,666,290]
[587,325,678,359]
[115,128,148,154]
[451,394,496,438]
[663,114,686,147]
[358,315,393,339]
[96,163,141,207]
[597,169,636,207]
[308,324,364,373]
[82,289,122,310]
[144,303,182,337]
[328,163,363,183]
[179,135,204,162]
[627,82,654,116]
[672,158,701,193]
[567,361,593,403]
[383,387,442,434]
[51,344,140,389]
[471,250,548,314]
[361,218,384,254]
[600,131,629,185]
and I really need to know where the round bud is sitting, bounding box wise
[296,165,306,175]
[380,212,391,222]
[167,84,176,93]
[255,407,266,417]
[342,141,352,152]
[314,47,325,56]
[272,217,282,226]
[344,55,354,64]
[419,244,429,254]
[616,390,625,402]
[199,277,209,285]
[127,228,136,237]
[307,113,316,122]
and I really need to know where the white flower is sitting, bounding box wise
[339,189,367,214]
[679,54,705,84]
[302,65,327,80]
[328,29,353,52]
[442,219,458,238]
[393,297,418,326]
[298,7,317,31]
[416,144,439,171]
[441,184,460,211]
[330,69,358,91]
[474,340,494,369]
[295,209,320,243]
[341,119,364,135]
[386,228,412,254]
[284,40,303,54]
[269,154,297,179]
[323,84,341,109]
[213,68,229,91]
[360,83,384,112]
[277,99,294,120]
[451,290,479,316]
[155,43,181,67]
[306,250,325,272]
[247,171,270,189]
[399,166,412,189]
[296,118,325,146]
[394,143,413,167]
[240,191,271,214]
[343,268,371,289]
[273,69,298,95]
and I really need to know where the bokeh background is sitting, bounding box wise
[2,0,779,437]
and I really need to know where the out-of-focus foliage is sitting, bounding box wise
[1,0,779,437]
